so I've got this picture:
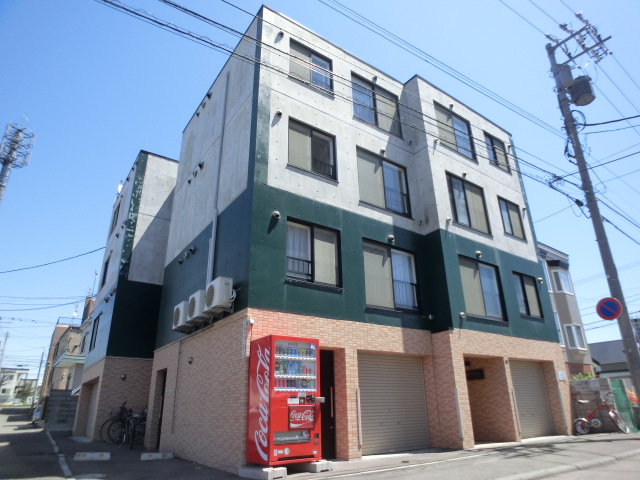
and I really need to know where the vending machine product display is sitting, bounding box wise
[246,335,322,466]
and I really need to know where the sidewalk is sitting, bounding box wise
[49,430,640,480]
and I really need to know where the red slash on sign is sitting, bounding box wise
[596,297,622,320]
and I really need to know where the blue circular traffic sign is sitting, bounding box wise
[596,297,622,320]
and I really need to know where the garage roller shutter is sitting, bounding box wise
[358,353,428,455]
[510,361,555,438]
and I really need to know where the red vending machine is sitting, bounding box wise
[247,335,322,466]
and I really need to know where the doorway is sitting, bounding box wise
[320,350,336,459]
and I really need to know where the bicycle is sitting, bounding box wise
[573,393,630,435]
[99,401,128,443]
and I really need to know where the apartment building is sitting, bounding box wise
[538,242,594,376]
[73,151,177,439]
[74,6,571,475]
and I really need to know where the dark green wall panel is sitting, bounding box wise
[106,279,162,358]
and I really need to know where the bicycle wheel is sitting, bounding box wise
[132,421,146,446]
[99,419,114,443]
[609,410,630,434]
[107,420,125,444]
[574,418,590,435]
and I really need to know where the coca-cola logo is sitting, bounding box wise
[252,344,271,461]
[289,407,314,428]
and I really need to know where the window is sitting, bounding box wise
[542,261,553,292]
[435,104,474,159]
[287,221,339,286]
[80,333,88,354]
[89,315,100,351]
[288,119,336,179]
[459,256,503,319]
[100,255,110,289]
[357,149,410,215]
[109,201,121,235]
[352,75,402,137]
[447,174,490,234]
[553,312,565,346]
[564,324,586,349]
[513,273,542,317]
[363,241,418,310]
[485,133,509,171]
[551,269,573,294]
[499,198,525,239]
[289,40,332,91]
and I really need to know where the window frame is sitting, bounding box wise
[286,220,341,287]
[357,148,411,216]
[458,256,504,321]
[289,40,333,92]
[362,240,419,312]
[109,201,121,235]
[447,173,491,234]
[484,133,509,171]
[435,103,475,159]
[100,255,110,289]
[551,269,573,294]
[553,312,565,346]
[89,315,101,352]
[513,272,542,318]
[564,324,587,350]
[288,119,337,180]
[498,197,526,240]
[351,75,402,137]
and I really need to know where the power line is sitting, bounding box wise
[583,114,640,127]
[498,0,547,37]
[0,247,104,274]
[97,0,576,188]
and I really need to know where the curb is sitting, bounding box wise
[494,447,640,480]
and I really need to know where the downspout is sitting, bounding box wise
[206,71,231,285]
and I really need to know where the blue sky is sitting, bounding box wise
[1,0,639,380]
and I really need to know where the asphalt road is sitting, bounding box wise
[0,407,63,479]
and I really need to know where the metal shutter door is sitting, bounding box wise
[510,361,554,438]
[358,353,428,455]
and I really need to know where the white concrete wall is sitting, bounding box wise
[260,8,538,262]
[129,154,178,284]
[165,20,259,264]
[261,8,416,233]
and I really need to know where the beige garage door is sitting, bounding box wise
[358,353,428,455]
[510,361,555,438]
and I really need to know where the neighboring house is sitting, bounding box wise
[538,243,593,376]
[73,6,570,474]
[0,367,32,404]
[590,340,630,377]
[74,151,178,440]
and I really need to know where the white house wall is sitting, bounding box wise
[165,20,259,264]
[261,9,416,232]
[129,154,177,284]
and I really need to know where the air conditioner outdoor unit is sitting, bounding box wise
[172,301,191,333]
[187,289,208,324]
[205,277,235,312]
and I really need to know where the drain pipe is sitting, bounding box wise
[206,71,231,285]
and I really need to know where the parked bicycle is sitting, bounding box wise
[99,402,147,448]
[99,401,128,443]
[573,392,630,435]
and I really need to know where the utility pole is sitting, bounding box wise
[0,332,8,370]
[30,350,45,411]
[0,123,35,203]
[546,15,640,401]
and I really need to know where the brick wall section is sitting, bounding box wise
[73,357,152,441]
[149,313,248,473]
[466,356,517,442]
[148,308,570,473]
[451,329,571,438]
